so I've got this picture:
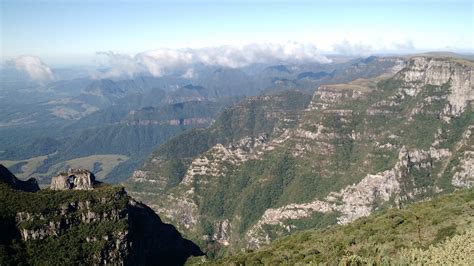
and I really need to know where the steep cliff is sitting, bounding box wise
[125,56,473,253]
[0,165,203,265]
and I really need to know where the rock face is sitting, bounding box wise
[12,193,204,264]
[181,134,269,185]
[0,164,39,192]
[396,56,473,116]
[50,168,96,190]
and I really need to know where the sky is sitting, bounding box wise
[1,0,473,67]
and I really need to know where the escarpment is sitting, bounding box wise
[124,56,473,253]
[0,164,203,265]
[395,56,473,116]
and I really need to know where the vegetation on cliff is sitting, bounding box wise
[202,188,473,265]
[0,165,203,265]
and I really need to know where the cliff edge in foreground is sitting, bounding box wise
[0,164,204,265]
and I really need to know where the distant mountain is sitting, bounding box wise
[0,97,240,185]
[195,68,261,97]
[0,55,411,188]
[296,71,331,80]
[78,79,126,107]
[83,79,125,96]
[123,99,239,126]
[164,84,217,104]
[265,65,291,73]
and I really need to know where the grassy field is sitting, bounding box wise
[0,154,49,179]
[51,154,129,180]
[1,154,128,181]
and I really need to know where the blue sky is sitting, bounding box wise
[1,0,473,66]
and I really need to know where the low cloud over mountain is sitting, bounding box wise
[331,39,416,56]
[12,55,55,82]
[96,42,332,78]
[3,40,420,82]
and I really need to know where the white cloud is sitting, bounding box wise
[96,42,332,78]
[330,37,420,56]
[391,39,415,51]
[94,51,145,78]
[13,55,55,82]
[332,40,373,56]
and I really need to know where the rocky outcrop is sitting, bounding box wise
[394,56,473,117]
[181,134,268,184]
[50,168,96,190]
[308,84,366,110]
[212,219,231,246]
[155,192,199,231]
[451,125,474,188]
[452,151,474,188]
[0,164,39,192]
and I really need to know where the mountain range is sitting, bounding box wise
[1,53,473,264]
[0,56,401,185]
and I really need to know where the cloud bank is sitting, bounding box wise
[333,40,373,56]
[96,42,332,78]
[13,55,55,82]
[5,40,419,82]
[332,39,417,56]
